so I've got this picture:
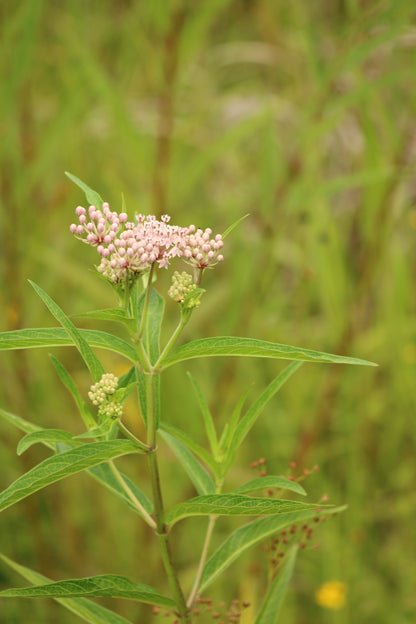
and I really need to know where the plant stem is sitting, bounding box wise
[137,263,155,340]
[145,372,190,622]
[108,461,156,530]
[187,514,217,608]
[154,313,188,370]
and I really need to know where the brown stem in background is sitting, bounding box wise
[151,8,187,217]
[292,134,413,468]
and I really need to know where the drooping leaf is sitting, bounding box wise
[0,409,153,517]
[0,408,44,438]
[50,355,96,429]
[159,430,216,496]
[159,336,377,369]
[0,573,175,608]
[199,506,346,592]
[17,429,81,455]
[0,553,134,624]
[165,494,324,528]
[29,281,105,382]
[65,171,104,209]
[0,440,141,513]
[223,363,302,473]
[254,545,298,624]
[187,372,219,457]
[232,476,306,497]
[0,327,138,362]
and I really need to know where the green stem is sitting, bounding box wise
[187,515,217,608]
[137,263,155,340]
[154,313,189,371]
[145,372,190,622]
[117,419,151,451]
[108,461,156,530]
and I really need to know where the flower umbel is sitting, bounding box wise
[88,373,123,421]
[70,204,224,284]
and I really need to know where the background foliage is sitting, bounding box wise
[1,1,415,622]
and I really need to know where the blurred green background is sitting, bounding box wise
[1,1,416,622]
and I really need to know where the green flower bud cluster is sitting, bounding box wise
[168,271,199,307]
[88,373,122,421]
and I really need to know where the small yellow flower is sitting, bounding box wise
[315,580,347,610]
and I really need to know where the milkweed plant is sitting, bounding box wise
[0,173,376,624]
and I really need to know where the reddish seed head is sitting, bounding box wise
[303,468,310,476]
[250,461,259,468]
[242,602,250,608]
[193,609,200,615]
[289,461,296,468]
[313,465,319,472]
[267,488,275,496]
[300,541,306,549]
[258,457,267,465]
[259,470,267,477]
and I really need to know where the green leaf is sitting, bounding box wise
[187,372,219,457]
[233,476,306,497]
[160,422,218,474]
[17,429,81,455]
[254,545,298,624]
[87,463,153,515]
[0,408,44,438]
[224,363,302,473]
[0,440,141,513]
[219,384,253,454]
[0,327,138,362]
[159,336,378,369]
[65,171,104,209]
[74,308,135,327]
[0,573,175,608]
[159,429,216,495]
[0,554,134,624]
[222,213,250,239]
[165,494,323,528]
[0,409,153,517]
[199,506,346,592]
[50,355,96,429]
[29,281,105,382]
[137,288,164,365]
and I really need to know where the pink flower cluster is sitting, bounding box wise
[70,203,224,283]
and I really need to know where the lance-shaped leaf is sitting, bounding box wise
[137,288,164,365]
[29,281,105,382]
[17,429,82,455]
[65,171,104,209]
[74,308,133,324]
[0,554,134,624]
[254,545,298,624]
[232,476,306,497]
[165,494,323,528]
[187,372,219,457]
[160,422,218,474]
[0,440,141,513]
[159,430,216,496]
[159,336,377,369]
[199,506,346,592]
[0,327,138,362]
[0,573,175,608]
[223,363,302,474]
[0,408,153,517]
[0,408,43,438]
[50,355,96,429]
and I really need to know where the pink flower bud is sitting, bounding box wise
[75,206,86,216]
